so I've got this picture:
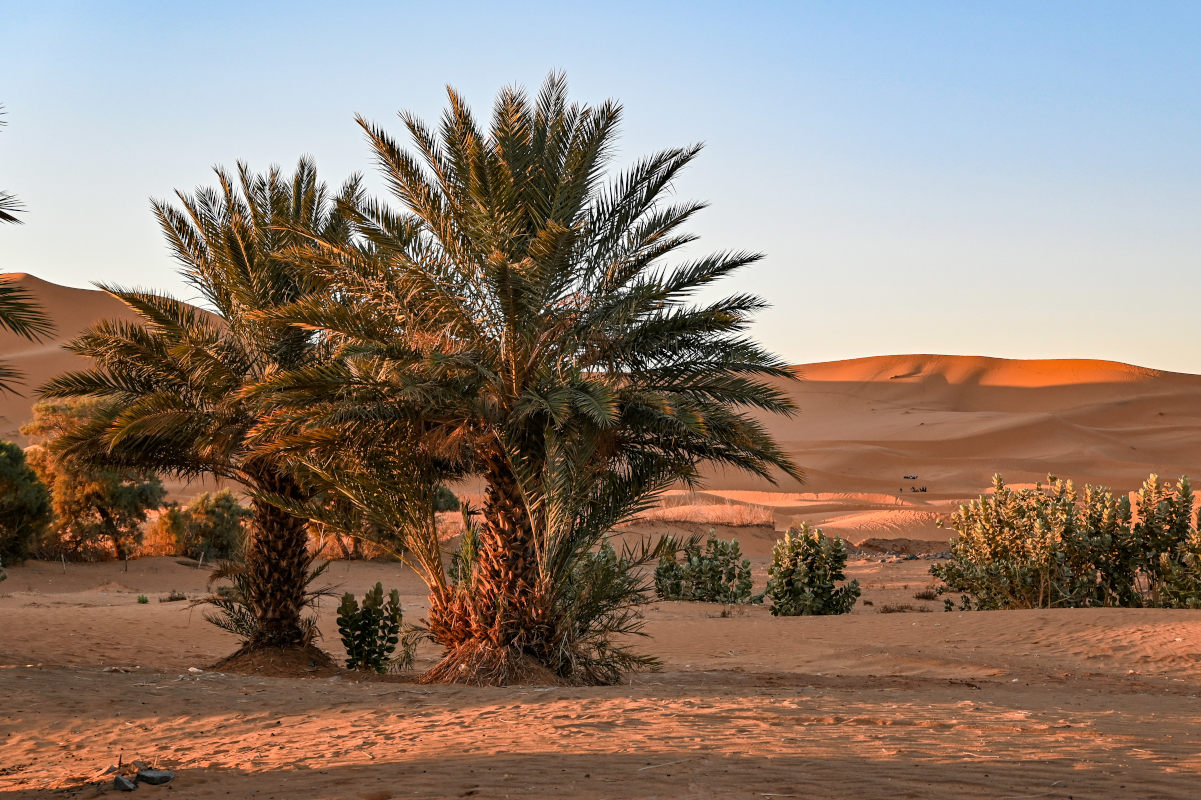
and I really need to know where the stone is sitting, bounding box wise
[113,775,137,791]
[137,769,176,786]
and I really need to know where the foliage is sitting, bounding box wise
[40,159,356,648]
[433,486,460,512]
[23,401,166,560]
[765,523,860,616]
[931,474,1201,610]
[655,533,755,604]
[197,553,331,645]
[0,276,54,394]
[0,441,52,565]
[137,594,148,604]
[0,106,24,224]
[336,582,411,672]
[252,75,801,684]
[153,490,249,560]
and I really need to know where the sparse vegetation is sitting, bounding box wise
[913,587,939,601]
[337,582,409,673]
[197,554,331,646]
[879,603,931,614]
[765,524,860,616]
[932,473,1201,610]
[136,594,148,604]
[655,534,755,605]
[0,441,52,565]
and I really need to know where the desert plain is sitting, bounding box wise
[3,274,1201,798]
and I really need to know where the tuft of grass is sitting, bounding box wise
[136,594,149,604]
[879,603,933,614]
[913,588,939,601]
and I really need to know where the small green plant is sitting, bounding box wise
[654,533,754,604]
[137,594,149,604]
[337,582,409,673]
[765,524,861,616]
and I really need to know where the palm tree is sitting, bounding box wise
[258,75,802,684]
[41,158,356,653]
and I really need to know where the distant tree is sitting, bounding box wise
[153,490,249,560]
[22,400,166,560]
[0,440,52,566]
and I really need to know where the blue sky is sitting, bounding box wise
[2,1,1199,371]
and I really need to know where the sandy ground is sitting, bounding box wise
[4,274,1201,797]
[3,557,1201,799]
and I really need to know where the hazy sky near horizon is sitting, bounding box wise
[2,1,1199,372]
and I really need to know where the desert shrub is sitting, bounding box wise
[197,553,331,645]
[913,588,939,601]
[337,582,410,672]
[153,490,249,560]
[22,401,165,561]
[655,533,754,604]
[0,441,52,565]
[433,486,460,512]
[765,523,861,616]
[931,474,1201,610]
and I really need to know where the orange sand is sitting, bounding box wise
[3,274,1201,797]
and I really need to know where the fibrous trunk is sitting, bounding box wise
[423,463,557,685]
[244,470,310,649]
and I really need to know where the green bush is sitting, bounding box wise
[654,533,754,604]
[433,486,460,512]
[765,523,860,616]
[337,582,408,672]
[155,490,249,560]
[931,473,1201,610]
[0,441,52,565]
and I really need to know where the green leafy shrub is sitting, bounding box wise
[154,490,249,560]
[931,473,1201,610]
[136,594,148,604]
[765,523,860,616]
[433,486,460,512]
[655,533,754,604]
[337,582,408,672]
[0,441,52,565]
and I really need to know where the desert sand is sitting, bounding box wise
[3,273,1201,798]
[3,558,1201,799]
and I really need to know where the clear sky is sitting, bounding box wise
[2,1,1199,372]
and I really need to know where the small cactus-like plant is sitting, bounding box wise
[654,533,754,604]
[337,582,406,672]
[765,524,860,616]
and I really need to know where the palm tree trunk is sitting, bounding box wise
[244,471,310,649]
[422,462,557,685]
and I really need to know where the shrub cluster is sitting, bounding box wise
[655,533,754,604]
[932,474,1201,610]
[153,490,249,560]
[0,441,51,566]
[337,582,408,672]
[765,523,861,616]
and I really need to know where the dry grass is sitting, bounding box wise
[623,496,774,527]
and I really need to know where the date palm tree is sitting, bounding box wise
[258,75,802,684]
[41,158,356,653]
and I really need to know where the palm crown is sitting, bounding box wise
[42,158,356,649]
[258,75,801,682]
